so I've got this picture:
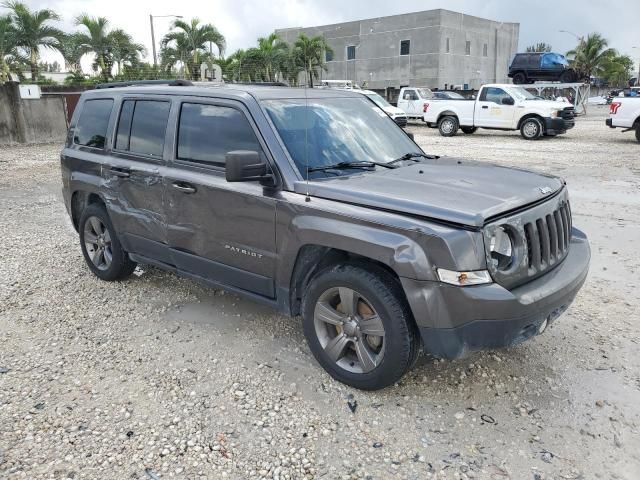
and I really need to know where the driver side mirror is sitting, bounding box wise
[501,97,515,106]
[225,151,270,183]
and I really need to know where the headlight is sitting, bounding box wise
[489,226,514,270]
[550,110,558,118]
[437,268,492,286]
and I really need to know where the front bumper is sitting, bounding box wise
[544,117,575,135]
[393,116,408,128]
[401,228,590,359]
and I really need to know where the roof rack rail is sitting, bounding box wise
[95,79,193,89]
[230,81,288,87]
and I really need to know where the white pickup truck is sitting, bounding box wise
[606,97,640,143]
[421,84,576,140]
[397,87,434,120]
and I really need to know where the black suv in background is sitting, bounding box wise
[509,52,578,84]
[60,81,590,390]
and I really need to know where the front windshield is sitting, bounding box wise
[264,97,420,178]
[509,87,539,100]
[364,92,391,109]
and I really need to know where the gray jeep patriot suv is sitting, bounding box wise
[61,81,590,390]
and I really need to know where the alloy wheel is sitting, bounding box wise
[83,216,113,271]
[313,287,385,373]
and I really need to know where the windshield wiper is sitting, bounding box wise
[308,161,395,173]
[387,152,435,166]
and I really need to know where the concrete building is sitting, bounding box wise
[276,9,519,93]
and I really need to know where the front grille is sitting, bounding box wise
[484,188,573,290]
[523,201,572,272]
[559,107,575,120]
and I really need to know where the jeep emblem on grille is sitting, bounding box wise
[538,186,553,195]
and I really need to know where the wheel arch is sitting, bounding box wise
[71,190,107,231]
[437,110,459,123]
[517,113,545,131]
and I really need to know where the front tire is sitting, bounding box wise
[302,264,419,390]
[635,125,640,143]
[438,116,459,137]
[520,117,543,140]
[79,203,136,281]
[559,70,576,83]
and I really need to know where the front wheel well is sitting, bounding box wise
[518,114,545,131]
[289,245,404,317]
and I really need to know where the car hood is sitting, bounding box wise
[383,105,406,116]
[294,158,564,227]
[523,99,572,110]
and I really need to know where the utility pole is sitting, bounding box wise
[150,15,157,68]
[149,14,183,69]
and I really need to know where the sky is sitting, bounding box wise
[9,0,640,73]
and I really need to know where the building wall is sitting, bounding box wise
[0,82,68,145]
[276,9,519,90]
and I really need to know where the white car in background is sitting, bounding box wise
[357,89,408,127]
[607,96,640,142]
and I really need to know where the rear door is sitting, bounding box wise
[104,97,172,261]
[164,98,277,297]
[474,87,516,128]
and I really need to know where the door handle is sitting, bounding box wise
[172,182,196,194]
[108,167,130,178]
[481,106,489,109]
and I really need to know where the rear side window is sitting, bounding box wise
[74,99,113,149]
[177,103,261,168]
[115,100,170,157]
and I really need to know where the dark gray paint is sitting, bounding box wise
[60,84,590,358]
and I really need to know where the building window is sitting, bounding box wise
[446,38,450,53]
[326,49,333,62]
[465,41,471,55]
[483,43,488,57]
[347,45,356,60]
[400,40,410,56]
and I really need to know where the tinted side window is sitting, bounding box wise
[481,87,511,104]
[74,99,113,149]
[129,101,170,157]
[115,100,134,151]
[177,103,261,167]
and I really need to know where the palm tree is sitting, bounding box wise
[256,32,286,81]
[2,1,64,81]
[0,14,17,82]
[526,42,552,53]
[293,33,332,87]
[161,18,225,80]
[60,32,85,73]
[109,29,145,76]
[566,33,616,79]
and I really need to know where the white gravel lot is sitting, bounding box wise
[0,106,639,480]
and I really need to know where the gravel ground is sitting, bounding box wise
[1,106,639,480]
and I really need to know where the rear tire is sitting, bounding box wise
[438,116,459,137]
[559,71,576,83]
[302,264,418,390]
[461,126,477,134]
[79,203,136,281]
[635,125,640,143]
[520,117,543,140]
[513,72,526,84]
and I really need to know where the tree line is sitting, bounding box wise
[525,34,635,87]
[0,1,332,86]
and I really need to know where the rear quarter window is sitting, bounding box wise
[74,99,114,149]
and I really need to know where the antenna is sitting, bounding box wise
[304,70,311,202]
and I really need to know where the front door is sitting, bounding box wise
[475,87,516,129]
[164,99,277,298]
[398,89,421,117]
[104,97,171,260]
